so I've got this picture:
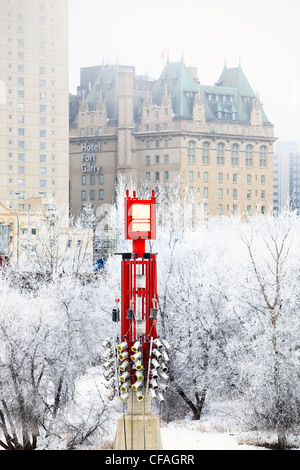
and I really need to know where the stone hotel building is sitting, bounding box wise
[69,59,276,219]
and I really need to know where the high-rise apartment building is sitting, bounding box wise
[0,0,69,211]
[273,141,300,214]
[69,59,276,220]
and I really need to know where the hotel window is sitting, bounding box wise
[189,171,194,182]
[164,171,169,181]
[247,190,251,199]
[146,172,150,182]
[90,174,95,185]
[81,129,85,137]
[261,190,265,200]
[217,143,224,165]
[202,142,210,164]
[146,155,150,166]
[218,173,223,183]
[18,141,24,149]
[90,190,95,201]
[18,179,25,187]
[155,172,159,182]
[187,141,195,164]
[247,174,251,184]
[233,189,237,199]
[40,180,46,188]
[155,155,159,164]
[40,130,46,138]
[98,127,103,136]
[40,167,46,175]
[81,190,86,201]
[245,145,253,166]
[218,188,223,199]
[82,175,86,185]
[233,173,237,183]
[18,115,25,123]
[261,175,265,184]
[99,189,104,200]
[204,187,208,198]
[164,139,169,148]
[18,153,25,161]
[247,205,251,214]
[259,146,267,167]
[18,166,25,174]
[18,103,24,111]
[218,204,223,215]
[164,154,169,164]
[99,174,104,184]
[233,204,237,214]
[204,172,208,182]
[231,144,239,166]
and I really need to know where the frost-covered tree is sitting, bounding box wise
[226,210,300,448]
[0,272,108,450]
[18,201,96,275]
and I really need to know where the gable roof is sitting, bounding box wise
[151,58,198,119]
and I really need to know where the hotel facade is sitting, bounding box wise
[69,60,276,221]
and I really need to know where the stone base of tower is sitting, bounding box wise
[114,392,163,450]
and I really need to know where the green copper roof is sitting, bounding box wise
[70,60,272,126]
[215,64,255,97]
[200,62,271,124]
[85,65,119,123]
[151,58,198,119]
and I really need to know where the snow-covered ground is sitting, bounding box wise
[160,421,261,450]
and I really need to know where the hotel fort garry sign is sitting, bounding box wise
[81,142,101,174]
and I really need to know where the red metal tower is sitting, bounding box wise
[103,189,170,405]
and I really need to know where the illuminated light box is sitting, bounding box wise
[124,191,156,241]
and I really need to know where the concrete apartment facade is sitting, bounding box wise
[0,0,69,209]
[0,0,69,262]
[273,141,300,214]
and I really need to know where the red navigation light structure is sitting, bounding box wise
[102,189,170,406]
[121,189,158,355]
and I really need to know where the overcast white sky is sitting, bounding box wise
[69,0,300,142]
